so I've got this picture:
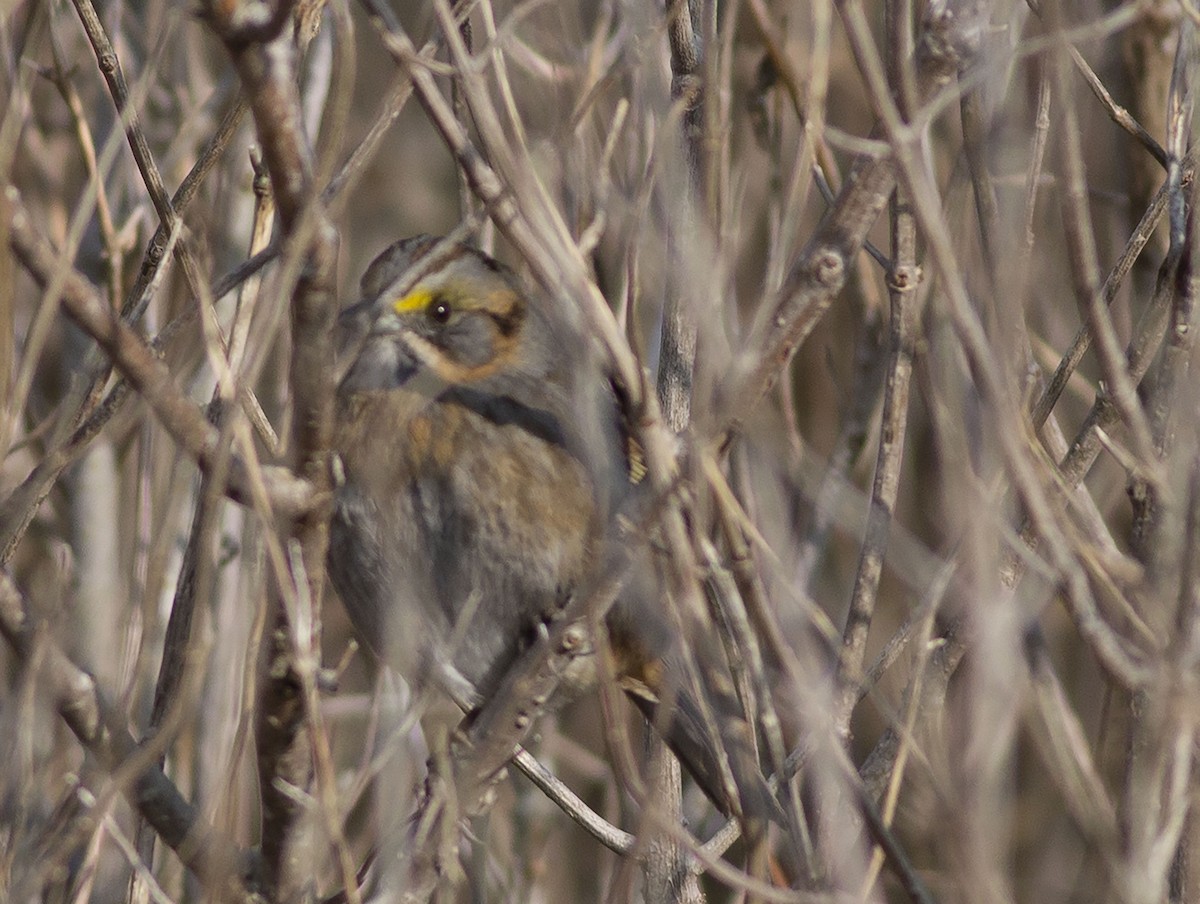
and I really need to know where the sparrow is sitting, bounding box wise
[327,235,776,822]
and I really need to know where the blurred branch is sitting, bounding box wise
[68,0,175,229]
[1057,13,1169,170]
[0,90,247,570]
[42,41,122,305]
[842,0,1154,695]
[1035,214,1185,544]
[131,142,281,885]
[720,0,978,437]
[841,0,1163,839]
[1117,27,1200,900]
[0,570,261,902]
[1014,65,1053,325]
[122,90,248,325]
[836,0,921,736]
[200,0,342,893]
[65,0,217,355]
[1024,637,1122,862]
[1047,0,1161,480]
[652,2,705,899]
[1,55,419,565]
[1131,20,1197,577]
[743,0,845,201]
[1,189,317,520]
[511,748,635,853]
[131,400,230,880]
[1031,161,1181,430]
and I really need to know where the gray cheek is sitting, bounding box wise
[443,318,497,369]
[340,337,418,392]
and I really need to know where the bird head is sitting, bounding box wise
[335,235,627,509]
[338,235,537,393]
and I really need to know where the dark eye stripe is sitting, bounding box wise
[492,300,524,337]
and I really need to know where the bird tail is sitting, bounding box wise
[620,659,781,824]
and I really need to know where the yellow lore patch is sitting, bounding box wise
[392,288,433,315]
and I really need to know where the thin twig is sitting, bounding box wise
[0,571,261,902]
[2,190,316,519]
[835,0,921,737]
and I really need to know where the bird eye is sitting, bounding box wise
[430,299,452,324]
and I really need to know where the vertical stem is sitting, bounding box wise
[645,4,706,903]
[212,16,340,898]
[835,0,918,739]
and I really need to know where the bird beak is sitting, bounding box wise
[333,297,407,386]
[338,295,407,338]
[336,297,376,336]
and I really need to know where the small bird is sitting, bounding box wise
[327,235,774,821]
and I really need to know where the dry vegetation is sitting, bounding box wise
[2,0,1199,901]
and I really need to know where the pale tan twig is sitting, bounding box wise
[1047,0,1161,482]
[0,570,261,902]
[2,191,315,519]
